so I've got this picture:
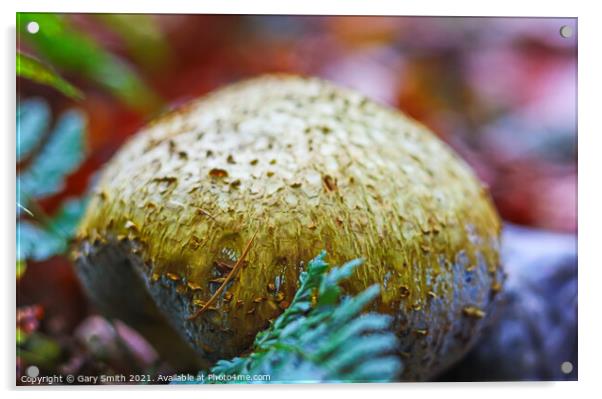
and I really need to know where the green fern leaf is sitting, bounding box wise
[16,98,50,162]
[17,197,88,262]
[16,98,88,263]
[197,251,402,384]
[18,107,86,199]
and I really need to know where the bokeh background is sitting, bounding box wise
[16,14,577,382]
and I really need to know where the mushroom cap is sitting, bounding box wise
[74,75,502,380]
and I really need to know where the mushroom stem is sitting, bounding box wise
[188,230,258,320]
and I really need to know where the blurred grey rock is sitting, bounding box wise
[439,223,577,381]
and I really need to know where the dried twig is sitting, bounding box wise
[196,207,215,220]
[188,230,258,320]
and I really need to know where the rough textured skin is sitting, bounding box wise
[73,75,503,380]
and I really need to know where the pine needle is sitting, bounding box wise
[188,231,257,320]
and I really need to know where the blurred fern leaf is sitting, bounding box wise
[17,198,87,262]
[201,251,402,383]
[17,98,88,263]
[18,101,86,199]
[16,97,50,162]
[17,52,84,100]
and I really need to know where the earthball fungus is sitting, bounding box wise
[73,75,503,380]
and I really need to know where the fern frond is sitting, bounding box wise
[201,251,402,383]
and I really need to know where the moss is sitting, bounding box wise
[74,75,502,380]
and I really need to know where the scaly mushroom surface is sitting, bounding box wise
[73,75,503,380]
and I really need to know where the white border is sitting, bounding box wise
[6,0,582,17]
[3,0,600,398]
